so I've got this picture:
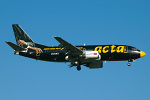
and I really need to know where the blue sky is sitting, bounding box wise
[1,0,150,100]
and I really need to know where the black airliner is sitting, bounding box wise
[6,24,146,71]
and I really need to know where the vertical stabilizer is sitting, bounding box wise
[12,24,34,43]
[12,24,35,47]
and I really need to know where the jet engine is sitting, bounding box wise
[85,51,101,59]
[85,61,103,69]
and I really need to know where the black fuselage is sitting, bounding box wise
[18,44,141,63]
[6,24,146,70]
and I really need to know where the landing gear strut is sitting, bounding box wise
[127,59,135,66]
[74,60,81,71]
[70,59,81,71]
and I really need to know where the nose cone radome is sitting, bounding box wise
[140,51,146,57]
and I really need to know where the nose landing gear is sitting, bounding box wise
[127,62,131,66]
[127,59,135,66]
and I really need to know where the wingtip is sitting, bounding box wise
[5,41,9,43]
[53,36,61,38]
[12,24,19,27]
[12,24,19,26]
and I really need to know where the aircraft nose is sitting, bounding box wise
[140,51,146,57]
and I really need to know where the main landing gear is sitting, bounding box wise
[77,65,81,71]
[75,60,81,71]
[68,60,81,71]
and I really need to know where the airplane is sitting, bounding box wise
[6,24,146,71]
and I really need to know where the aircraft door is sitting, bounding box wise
[124,46,128,53]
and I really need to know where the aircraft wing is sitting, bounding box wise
[54,37,83,54]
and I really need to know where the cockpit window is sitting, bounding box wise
[131,47,137,51]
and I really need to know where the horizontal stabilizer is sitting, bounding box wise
[5,41,26,51]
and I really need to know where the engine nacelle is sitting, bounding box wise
[86,61,103,69]
[85,51,101,59]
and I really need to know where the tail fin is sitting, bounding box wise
[12,24,35,47]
